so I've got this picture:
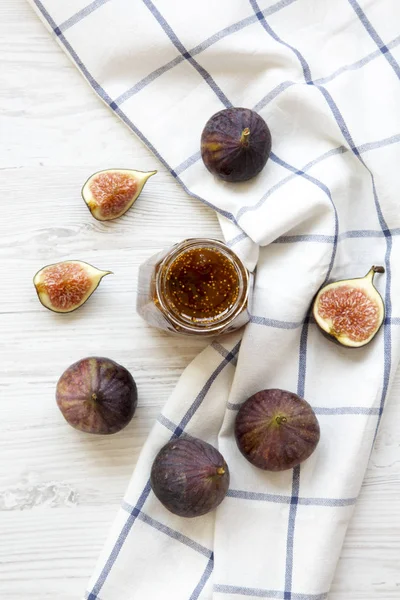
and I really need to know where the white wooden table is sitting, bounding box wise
[1,2,399,598]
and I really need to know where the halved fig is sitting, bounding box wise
[82,168,156,221]
[33,260,111,313]
[313,266,385,348]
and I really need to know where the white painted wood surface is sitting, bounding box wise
[1,2,399,598]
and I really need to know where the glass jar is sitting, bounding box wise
[136,238,253,336]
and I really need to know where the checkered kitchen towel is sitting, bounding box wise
[29,0,400,598]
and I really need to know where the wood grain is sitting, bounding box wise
[0,1,399,598]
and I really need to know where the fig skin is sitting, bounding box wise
[151,437,229,517]
[313,266,385,348]
[56,357,137,434]
[235,389,320,471]
[82,168,156,221]
[33,260,111,313]
[201,107,271,182]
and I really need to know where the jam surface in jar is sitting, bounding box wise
[163,246,240,323]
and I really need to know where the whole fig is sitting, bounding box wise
[56,357,137,434]
[201,107,271,182]
[235,389,320,471]
[151,437,229,517]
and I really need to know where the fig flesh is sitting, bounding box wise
[313,266,385,348]
[235,389,320,471]
[201,107,271,182]
[33,260,111,313]
[82,168,156,221]
[150,437,229,517]
[56,357,137,434]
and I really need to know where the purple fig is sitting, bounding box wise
[235,389,320,471]
[56,357,137,434]
[150,437,229,517]
[201,107,271,182]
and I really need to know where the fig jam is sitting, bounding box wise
[136,238,253,336]
[164,247,239,323]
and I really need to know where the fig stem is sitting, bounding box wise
[143,170,157,181]
[365,265,385,282]
[216,467,225,476]
[240,128,250,147]
[91,393,97,401]
[275,415,287,425]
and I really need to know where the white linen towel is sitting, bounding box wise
[29,1,400,598]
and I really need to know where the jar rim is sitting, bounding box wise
[155,238,250,334]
